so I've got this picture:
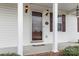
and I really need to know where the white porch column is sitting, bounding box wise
[17,3,23,56]
[52,3,58,52]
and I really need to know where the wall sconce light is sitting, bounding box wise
[25,5,28,13]
[45,10,49,16]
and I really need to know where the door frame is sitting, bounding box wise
[31,10,43,42]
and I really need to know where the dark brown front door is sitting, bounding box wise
[32,11,42,40]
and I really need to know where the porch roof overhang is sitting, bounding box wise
[29,3,79,15]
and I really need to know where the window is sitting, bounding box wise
[32,16,42,32]
[58,16,62,31]
[50,13,66,32]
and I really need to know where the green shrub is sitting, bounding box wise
[63,46,79,56]
[0,53,20,56]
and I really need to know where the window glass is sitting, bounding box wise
[58,16,62,31]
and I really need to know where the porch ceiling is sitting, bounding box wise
[30,3,79,14]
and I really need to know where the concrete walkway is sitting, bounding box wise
[0,42,78,56]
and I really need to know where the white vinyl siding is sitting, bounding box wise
[0,4,17,48]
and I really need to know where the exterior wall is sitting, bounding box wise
[23,4,53,45]
[0,3,79,48]
[23,4,79,46]
[60,15,79,43]
[0,4,17,48]
[23,4,32,45]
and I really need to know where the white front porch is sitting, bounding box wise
[0,42,78,55]
[0,3,79,55]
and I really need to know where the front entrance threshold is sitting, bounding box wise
[31,40,43,43]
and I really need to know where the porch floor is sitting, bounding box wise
[0,42,78,56]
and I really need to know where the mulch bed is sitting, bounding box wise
[27,51,64,56]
